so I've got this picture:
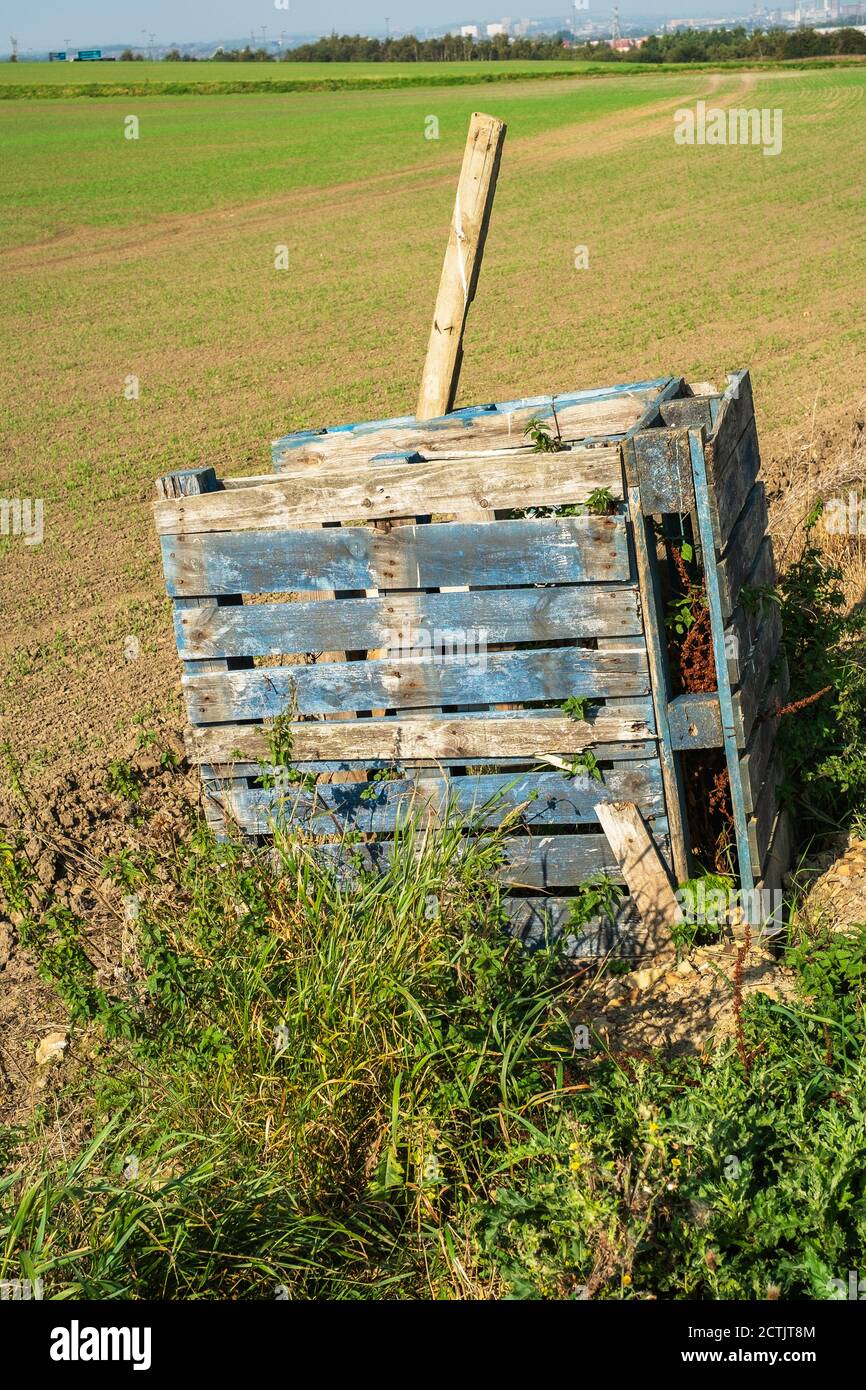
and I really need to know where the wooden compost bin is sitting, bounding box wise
[154,368,790,956]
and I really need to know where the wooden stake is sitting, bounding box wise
[594,801,680,961]
[416,111,506,422]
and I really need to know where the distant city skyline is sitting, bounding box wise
[5,1,798,53]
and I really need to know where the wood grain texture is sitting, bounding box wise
[705,371,760,547]
[717,483,769,618]
[174,584,642,660]
[633,427,695,515]
[417,112,507,420]
[223,761,665,835]
[184,709,656,765]
[594,800,679,959]
[747,752,786,871]
[154,447,622,535]
[161,513,631,597]
[270,383,671,470]
[183,644,651,723]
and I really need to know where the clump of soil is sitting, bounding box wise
[578,937,799,1059]
[792,834,866,937]
[0,742,200,1134]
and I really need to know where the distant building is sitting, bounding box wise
[486,23,507,37]
[608,35,649,50]
[460,25,479,38]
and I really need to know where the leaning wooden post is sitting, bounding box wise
[416,111,506,421]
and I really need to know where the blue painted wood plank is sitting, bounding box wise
[311,828,664,889]
[689,428,755,893]
[162,514,631,598]
[270,378,673,461]
[506,897,643,957]
[223,762,665,835]
[183,644,651,722]
[174,583,643,660]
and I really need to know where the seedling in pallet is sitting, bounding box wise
[567,873,624,934]
[584,487,617,517]
[562,695,590,722]
[523,417,563,453]
[360,767,404,802]
[740,582,780,617]
[566,751,603,783]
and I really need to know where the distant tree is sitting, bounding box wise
[835,26,866,53]
[163,49,182,61]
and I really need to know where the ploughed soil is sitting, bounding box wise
[0,744,198,1137]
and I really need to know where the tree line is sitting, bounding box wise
[115,26,866,66]
[285,26,866,62]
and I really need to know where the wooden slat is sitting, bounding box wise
[594,800,679,960]
[757,807,793,894]
[667,692,723,750]
[505,897,644,957]
[205,742,660,778]
[633,427,695,515]
[717,483,769,617]
[312,833,626,886]
[734,603,783,747]
[724,538,778,684]
[705,370,760,547]
[223,762,666,836]
[747,752,785,870]
[741,710,780,815]
[183,645,651,723]
[155,447,622,536]
[162,514,631,598]
[184,710,656,766]
[270,381,671,469]
[658,398,717,430]
[417,111,507,420]
[174,584,642,660]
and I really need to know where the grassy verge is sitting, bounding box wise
[2,777,866,1298]
[2,56,864,100]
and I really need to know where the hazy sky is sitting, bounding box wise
[6,1,733,50]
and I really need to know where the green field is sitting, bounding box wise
[0,57,649,98]
[1,66,865,766]
[1,59,591,84]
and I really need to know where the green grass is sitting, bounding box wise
[3,56,863,101]
[0,79,677,242]
[2,793,866,1299]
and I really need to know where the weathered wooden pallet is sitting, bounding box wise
[155,369,791,954]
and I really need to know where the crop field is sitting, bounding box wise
[2,61,866,1309]
[1,65,864,771]
[0,57,600,87]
